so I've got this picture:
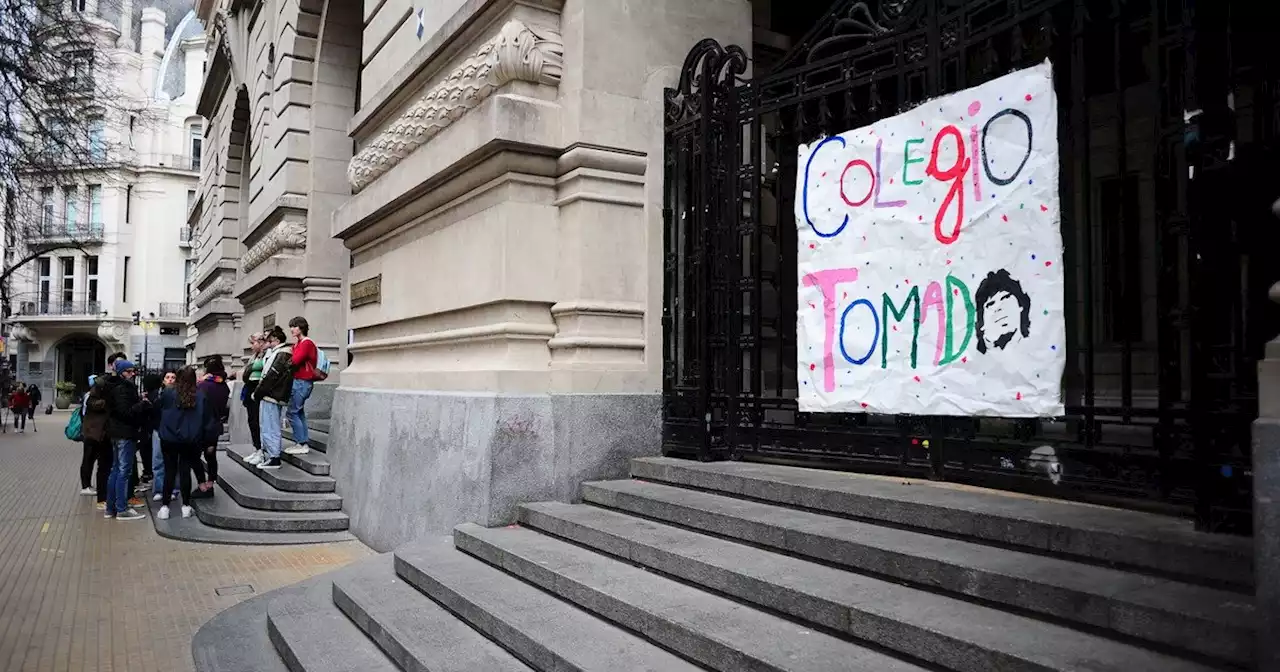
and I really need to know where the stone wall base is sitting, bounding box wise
[328,388,660,551]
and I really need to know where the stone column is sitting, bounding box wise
[1255,199,1280,669]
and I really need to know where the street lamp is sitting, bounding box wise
[141,312,156,368]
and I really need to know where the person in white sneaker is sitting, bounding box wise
[233,333,269,465]
[155,367,219,520]
[252,326,293,470]
[284,317,320,456]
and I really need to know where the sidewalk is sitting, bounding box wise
[0,411,374,672]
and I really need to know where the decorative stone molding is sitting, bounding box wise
[8,323,33,342]
[347,19,564,191]
[194,276,234,308]
[96,321,127,348]
[242,221,307,273]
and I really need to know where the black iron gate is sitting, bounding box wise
[662,0,1280,532]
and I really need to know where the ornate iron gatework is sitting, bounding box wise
[662,0,1280,532]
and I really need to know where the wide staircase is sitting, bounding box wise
[193,456,1256,671]
[148,418,353,544]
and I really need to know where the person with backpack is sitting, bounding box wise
[73,376,109,498]
[156,367,220,520]
[249,326,293,470]
[284,316,328,456]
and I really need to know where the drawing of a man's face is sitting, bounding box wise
[975,269,1031,354]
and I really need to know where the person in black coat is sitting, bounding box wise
[102,360,151,521]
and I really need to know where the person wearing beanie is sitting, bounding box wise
[102,359,150,521]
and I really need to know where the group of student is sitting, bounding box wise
[73,316,324,522]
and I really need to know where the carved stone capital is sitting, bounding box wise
[242,221,307,273]
[347,19,564,190]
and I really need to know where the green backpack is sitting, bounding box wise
[64,407,83,442]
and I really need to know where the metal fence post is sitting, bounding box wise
[1255,198,1280,669]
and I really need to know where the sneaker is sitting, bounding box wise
[79,487,96,496]
[95,502,106,511]
[181,505,193,518]
[284,444,310,455]
[116,509,145,521]
[257,458,282,470]
[103,511,115,519]
[244,450,264,465]
[158,505,170,520]
[152,493,163,502]
[127,497,143,508]
[134,484,149,494]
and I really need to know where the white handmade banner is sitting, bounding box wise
[796,61,1064,417]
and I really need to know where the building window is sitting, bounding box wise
[87,118,105,161]
[68,50,92,92]
[70,0,87,11]
[121,256,129,303]
[37,257,50,312]
[186,189,195,211]
[163,348,186,371]
[124,184,131,223]
[87,184,102,234]
[63,186,77,231]
[189,124,202,171]
[60,256,74,309]
[39,187,54,232]
[86,255,98,306]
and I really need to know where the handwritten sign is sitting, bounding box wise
[796,61,1064,417]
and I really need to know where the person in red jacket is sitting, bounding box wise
[285,316,318,455]
[9,383,29,433]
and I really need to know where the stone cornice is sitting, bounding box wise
[346,19,564,191]
[194,276,233,308]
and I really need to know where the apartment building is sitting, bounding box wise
[4,4,205,396]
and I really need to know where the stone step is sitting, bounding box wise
[280,448,331,476]
[519,502,1221,672]
[226,444,336,493]
[310,418,331,434]
[193,586,290,672]
[453,523,931,672]
[192,491,349,533]
[630,457,1252,589]
[218,464,343,512]
[393,538,704,672]
[147,496,354,546]
[581,479,1254,665]
[332,556,533,672]
[283,427,329,453]
[266,562,398,672]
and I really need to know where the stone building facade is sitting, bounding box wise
[193,0,751,550]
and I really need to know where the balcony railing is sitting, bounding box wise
[13,294,103,317]
[32,221,104,242]
[153,154,200,171]
[158,302,187,318]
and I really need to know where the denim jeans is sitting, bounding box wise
[151,433,165,495]
[260,401,284,459]
[106,439,137,514]
[288,379,313,446]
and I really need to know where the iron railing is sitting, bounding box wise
[663,0,1279,532]
[13,293,103,317]
[32,222,103,241]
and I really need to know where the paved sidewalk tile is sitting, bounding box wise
[0,412,374,672]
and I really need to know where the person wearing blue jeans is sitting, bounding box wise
[102,359,148,521]
[250,325,293,470]
[284,316,319,455]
